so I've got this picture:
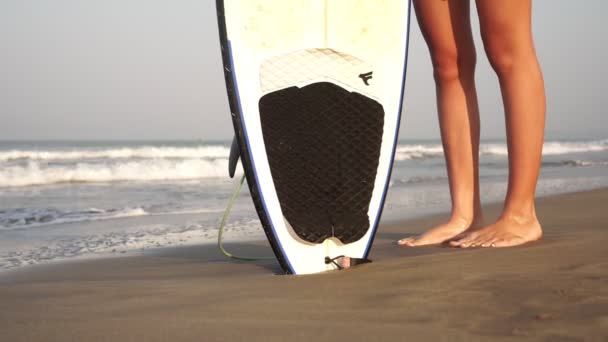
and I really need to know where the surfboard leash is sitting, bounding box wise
[217,174,275,261]
[217,174,372,268]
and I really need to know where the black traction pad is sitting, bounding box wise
[260,82,384,244]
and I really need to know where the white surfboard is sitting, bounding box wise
[217,0,411,275]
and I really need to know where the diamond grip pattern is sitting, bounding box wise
[260,82,384,244]
[260,48,379,100]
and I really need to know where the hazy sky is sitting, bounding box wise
[1,0,606,141]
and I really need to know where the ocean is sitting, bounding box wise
[1,139,607,271]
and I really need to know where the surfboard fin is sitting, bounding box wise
[228,135,240,178]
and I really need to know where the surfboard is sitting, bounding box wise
[217,0,411,275]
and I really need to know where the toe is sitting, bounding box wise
[449,235,468,246]
[449,232,478,247]
[461,238,476,248]
[464,237,483,248]
[455,237,475,248]
[490,238,508,248]
[449,238,466,247]
[479,236,496,247]
[397,237,417,246]
[468,235,487,247]
[448,239,462,247]
[466,232,493,248]
[470,233,494,248]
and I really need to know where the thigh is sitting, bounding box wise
[413,0,476,66]
[475,0,535,58]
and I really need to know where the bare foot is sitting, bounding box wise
[449,214,542,248]
[398,216,483,247]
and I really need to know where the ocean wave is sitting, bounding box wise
[1,140,604,165]
[0,218,264,270]
[543,160,608,167]
[0,207,148,230]
[0,158,236,187]
[0,206,227,230]
[390,175,448,187]
[394,144,444,160]
[481,140,608,156]
[394,140,607,161]
[0,145,230,162]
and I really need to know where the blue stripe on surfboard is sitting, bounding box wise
[364,0,413,258]
[226,40,296,274]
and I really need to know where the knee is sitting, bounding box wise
[429,47,476,84]
[483,38,536,78]
[484,44,515,77]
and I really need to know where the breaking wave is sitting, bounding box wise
[0,140,605,187]
[0,145,230,162]
[0,158,233,187]
[0,207,148,230]
[394,140,607,160]
[543,160,608,168]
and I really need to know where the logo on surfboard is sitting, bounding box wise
[359,71,373,86]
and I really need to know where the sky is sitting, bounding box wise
[0,0,606,141]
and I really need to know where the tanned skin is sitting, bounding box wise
[398,0,545,248]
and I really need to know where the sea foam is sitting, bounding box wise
[0,207,148,230]
[394,140,608,160]
[0,158,235,187]
[0,145,230,162]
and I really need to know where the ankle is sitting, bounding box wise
[499,211,538,225]
[472,209,484,225]
[448,213,474,228]
[501,201,537,224]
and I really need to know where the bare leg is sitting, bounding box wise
[399,0,483,247]
[451,0,545,248]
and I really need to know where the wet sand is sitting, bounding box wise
[1,189,607,341]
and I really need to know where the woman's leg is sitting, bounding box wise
[399,0,483,246]
[451,0,545,248]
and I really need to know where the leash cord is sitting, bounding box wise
[217,175,274,261]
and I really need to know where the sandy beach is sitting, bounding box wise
[1,188,607,341]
